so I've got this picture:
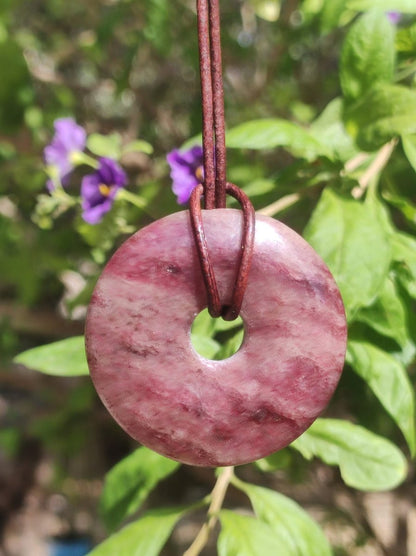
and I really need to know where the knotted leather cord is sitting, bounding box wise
[190,0,255,321]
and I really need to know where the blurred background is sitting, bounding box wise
[1,1,415,555]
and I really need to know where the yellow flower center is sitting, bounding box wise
[195,165,204,182]
[99,184,113,197]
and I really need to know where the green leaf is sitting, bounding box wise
[89,506,185,556]
[320,0,350,33]
[87,133,122,159]
[191,309,220,359]
[346,341,416,455]
[391,232,416,298]
[100,446,180,531]
[14,336,89,377]
[303,189,391,319]
[254,450,291,472]
[123,139,154,155]
[218,510,296,556]
[347,0,416,12]
[310,98,358,161]
[341,10,395,101]
[0,39,32,132]
[234,482,332,556]
[226,119,331,161]
[383,191,416,226]
[344,84,416,151]
[191,334,221,359]
[214,329,245,361]
[402,134,416,173]
[0,428,21,458]
[250,0,281,21]
[355,277,409,346]
[242,178,275,198]
[291,418,408,490]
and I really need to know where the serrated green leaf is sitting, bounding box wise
[341,10,395,101]
[14,336,89,377]
[292,418,407,490]
[218,510,295,556]
[402,135,416,173]
[89,506,185,556]
[344,84,416,151]
[346,341,416,455]
[347,0,416,12]
[87,133,122,159]
[235,482,331,556]
[123,139,154,155]
[355,277,409,346]
[226,119,331,161]
[100,446,180,531]
[303,189,391,319]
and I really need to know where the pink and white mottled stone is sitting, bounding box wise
[85,209,347,467]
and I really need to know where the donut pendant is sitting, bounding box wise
[85,209,347,467]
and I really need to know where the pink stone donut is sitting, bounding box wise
[85,209,347,467]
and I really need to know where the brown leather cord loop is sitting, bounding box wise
[189,184,222,317]
[209,0,227,209]
[197,0,216,209]
[189,183,256,321]
[222,183,255,321]
[197,0,226,209]
[192,1,256,321]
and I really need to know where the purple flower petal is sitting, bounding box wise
[53,118,86,152]
[44,117,86,190]
[82,197,115,225]
[81,157,127,224]
[97,157,127,188]
[387,11,401,25]
[167,146,204,204]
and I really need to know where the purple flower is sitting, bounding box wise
[167,145,204,204]
[44,117,87,191]
[81,157,127,224]
[387,11,401,24]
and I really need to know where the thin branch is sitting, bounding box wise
[344,152,371,173]
[257,192,301,217]
[352,139,397,199]
[183,466,234,556]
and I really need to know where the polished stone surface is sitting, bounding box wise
[85,209,347,466]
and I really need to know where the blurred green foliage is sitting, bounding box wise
[2,0,416,554]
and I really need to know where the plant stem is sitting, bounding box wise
[183,466,234,556]
[258,192,301,217]
[344,152,371,173]
[117,188,148,210]
[71,151,99,168]
[352,139,397,199]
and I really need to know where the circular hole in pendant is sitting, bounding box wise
[191,308,244,360]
